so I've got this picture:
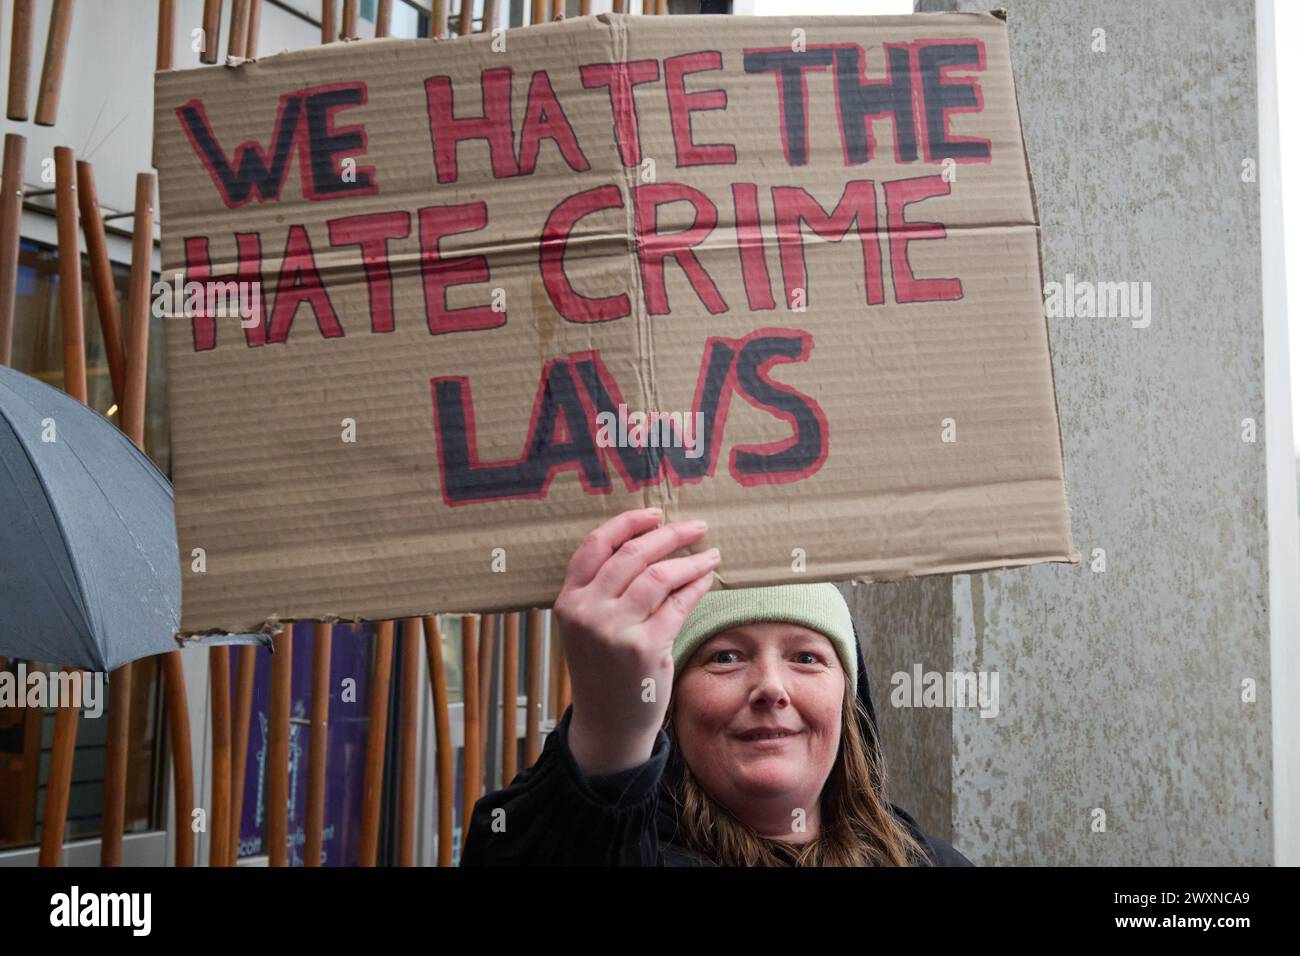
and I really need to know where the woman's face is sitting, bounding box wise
[673,622,845,830]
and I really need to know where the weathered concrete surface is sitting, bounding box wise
[840,579,954,844]
[877,0,1274,864]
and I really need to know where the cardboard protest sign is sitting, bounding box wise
[153,12,1076,637]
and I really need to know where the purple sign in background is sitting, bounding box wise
[236,622,376,866]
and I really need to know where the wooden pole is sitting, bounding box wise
[524,608,542,766]
[556,613,571,717]
[458,0,472,36]
[99,661,132,866]
[6,0,34,120]
[430,0,447,38]
[35,0,74,127]
[228,0,249,59]
[304,623,331,866]
[244,0,260,58]
[341,0,358,39]
[122,173,153,443]
[655,0,667,14]
[161,652,195,866]
[422,616,453,866]
[580,0,592,16]
[156,0,175,71]
[531,0,545,27]
[477,613,495,775]
[99,172,153,867]
[228,644,257,866]
[397,618,420,866]
[200,0,222,64]
[358,620,394,866]
[375,0,392,38]
[266,623,292,866]
[208,646,231,866]
[53,147,84,401]
[321,0,335,45]
[460,615,480,822]
[75,161,125,409]
[501,613,519,783]
[612,0,624,14]
[38,688,78,865]
[482,0,498,32]
[0,133,25,367]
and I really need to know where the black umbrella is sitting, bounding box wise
[0,364,222,670]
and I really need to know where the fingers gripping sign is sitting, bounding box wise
[555,508,720,776]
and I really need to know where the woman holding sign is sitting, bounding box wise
[461,509,971,866]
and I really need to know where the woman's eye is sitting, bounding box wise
[794,652,821,665]
[711,650,739,664]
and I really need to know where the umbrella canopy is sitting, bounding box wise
[0,364,183,671]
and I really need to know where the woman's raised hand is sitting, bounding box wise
[554,508,720,776]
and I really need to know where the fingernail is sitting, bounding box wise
[690,520,708,531]
[707,547,720,560]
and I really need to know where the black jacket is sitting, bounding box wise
[461,628,973,866]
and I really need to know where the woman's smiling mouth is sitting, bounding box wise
[734,728,803,742]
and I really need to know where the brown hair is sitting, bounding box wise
[663,684,932,867]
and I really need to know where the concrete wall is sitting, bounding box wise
[847,0,1276,864]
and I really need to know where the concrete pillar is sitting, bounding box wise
[842,0,1295,864]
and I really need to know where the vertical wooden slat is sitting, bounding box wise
[458,0,472,36]
[162,653,194,866]
[304,623,331,866]
[156,0,175,71]
[430,0,447,38]
[6,0,34,120]
[208,646,232,866]
[228,0,249,59]
[358,620,394,866]
[341,0,358,39]
[99,661,132,866]
[266,624,292,866]
[53,147,84,401]
[200,0,222,64]
[501,613,519,783]
[0,133,26,366]
[244,0,260,57]
[482,0,498,33]
[228,644,257,866]
[38,688,78,865]
[75,161,125,409]
[397,618,420,865]
[477,612,495,776]
[531,0,546,26]
[422,616,453,866]
[524,608,542,765]
[34,0,73,127]
[580,0,592,16]
[100,171,154,867]
[375,0,392,38]
[122,173,154,445]
[460,615,480,826]
[321,0,335,45]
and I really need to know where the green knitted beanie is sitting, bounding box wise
[672,583,857,688]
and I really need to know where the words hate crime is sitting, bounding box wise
[172,43,991,501]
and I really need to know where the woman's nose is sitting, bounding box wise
[747,658,790,709]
